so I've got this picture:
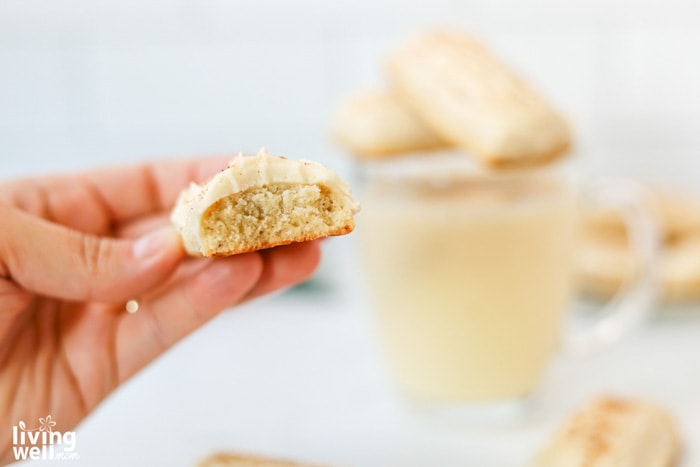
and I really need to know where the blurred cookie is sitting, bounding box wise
[386,30,571,168]
[663,234,700,301]
[576,230,700,303]
[578,186,700,302]
[330,90,448,158]
[532,397,680,467]
[198,452,319,467]
[575,230,634,299]
[583,186,700,241]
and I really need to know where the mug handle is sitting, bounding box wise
[562,177,661,356]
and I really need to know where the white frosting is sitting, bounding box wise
[170,148,360,254]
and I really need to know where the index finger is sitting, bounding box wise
[83,156,233,224]
[0,155,235,233]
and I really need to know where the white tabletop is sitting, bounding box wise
[13,242,696,467]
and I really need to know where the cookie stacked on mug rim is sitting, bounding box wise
[331,29,572,168]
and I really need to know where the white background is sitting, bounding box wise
[2,0,700,187]
[2,1,700,466]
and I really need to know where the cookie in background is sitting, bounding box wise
[577,186,700,303]
[385,30,572,169]
[330,90,448,159]
[532,396,681,467]
[332,28,571,171]
[198,451,322,467]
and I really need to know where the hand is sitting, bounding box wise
[0,157,321,464]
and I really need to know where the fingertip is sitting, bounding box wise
[86,227,185,302]
[117,226,184,294]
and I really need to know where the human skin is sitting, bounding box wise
[0,157,321,464]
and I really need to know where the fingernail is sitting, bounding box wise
[133,227,178,260]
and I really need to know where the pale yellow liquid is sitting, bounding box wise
[361,179,577,402]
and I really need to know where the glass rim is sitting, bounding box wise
[359,150,578,186]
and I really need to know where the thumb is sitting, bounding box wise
[0,205,184,302]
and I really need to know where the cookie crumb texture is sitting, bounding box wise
[201,182,353,256]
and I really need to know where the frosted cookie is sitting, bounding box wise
[330,90,448,158]
[532,397,680,467]
[386,30,571,168]
[171,149,360,257]
[198,452,318,467]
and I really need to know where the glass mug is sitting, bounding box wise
[358,154,658,412]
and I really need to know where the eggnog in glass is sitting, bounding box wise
[358,154,657,413]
